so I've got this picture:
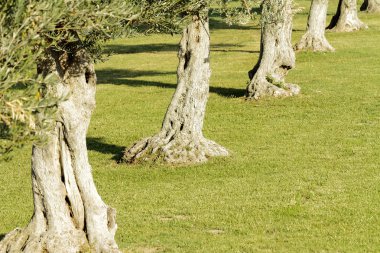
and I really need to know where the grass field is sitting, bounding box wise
[1,1,380,252]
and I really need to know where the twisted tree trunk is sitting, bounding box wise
[295,0,335,52]
[122,15,228,165]
[361,0,380,12]
[246,0,300,100]
[0,50,119,253]
[327,0,368,32]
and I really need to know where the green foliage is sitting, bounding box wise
[0,0,138,155]
[129,0,210,34]
[131,0,259,34]
[44,0,135,60]
[214,0,259,25]
[0,1,61,154]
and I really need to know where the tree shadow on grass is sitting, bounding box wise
[210,86,245,98]
[212,48,259,54]
[97,68,245,98]
[104,43,178,55]
[96,69,175,87]
[87,137,125,161]
[104,43,254,55]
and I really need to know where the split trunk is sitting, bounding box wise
[295,0,335,52]
[327,0,368,32]
[123,15,228,164]
[361,0,380,12]
[246,0,300,99]
[0,50,119,253]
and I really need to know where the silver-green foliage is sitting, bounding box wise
[0,0,136,155]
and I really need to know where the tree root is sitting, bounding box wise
[0,211,120,253]
[123,133,228,164]
[247,79,300,100]
[328,19,368,32]
[0,227,88,253]
[294,33,335,52]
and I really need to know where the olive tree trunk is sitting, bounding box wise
[122,15,228,165]
[295,0,335,52]
[327,0,368,31]
[246,0,300,100]
[0,50,119,253]
[361,0,380,12]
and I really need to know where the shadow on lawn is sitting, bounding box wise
[96,69,245,98]
[87,137,125,161]
[104,43,177,55]
[208,7,261,31]
[104,43,255,55]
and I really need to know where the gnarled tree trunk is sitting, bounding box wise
[327,0,368,32]
[361,0,380,12]
[295,0,335,52]
[122,15,228,165]
[0,50,119,253]
[246,0,300,100]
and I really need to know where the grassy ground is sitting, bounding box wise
[1,1,380,252]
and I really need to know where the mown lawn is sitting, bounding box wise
[1,1,380,252]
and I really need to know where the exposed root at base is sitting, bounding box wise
[0,225,120,253]
[328,21,368,32]
[294,34,335,52]
[247,80,300,100]
[122,134,229,164]
[0,227,88,253]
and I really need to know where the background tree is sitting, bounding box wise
[361,0,380,12]
[123,1,229,164]
[327,0,368,32]
[295,0,335,52]
[0,0,135,252]
[246,0,300,99]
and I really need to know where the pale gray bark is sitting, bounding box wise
[361,0,380,12]
[0,50,119,253]
[327,0,368,32]
[295,0,335,52]
[246,0,300,99]
[123,15,228,164]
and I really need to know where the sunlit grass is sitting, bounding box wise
[1,1,380,252]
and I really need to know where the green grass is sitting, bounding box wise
[1,1,380,252]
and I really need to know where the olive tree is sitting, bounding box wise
[295,0,335,52]
[246,0,300,99]
[0,0,135,252]
[361,0,380,12]
[327,0,368,32]
[123,1,229,164]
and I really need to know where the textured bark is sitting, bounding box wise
[246,0,300,99]
[122,15,228,165]
[361,0,380,12]
[327,0,368,32]
[0,50,119,253]
[295,0,335,52]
